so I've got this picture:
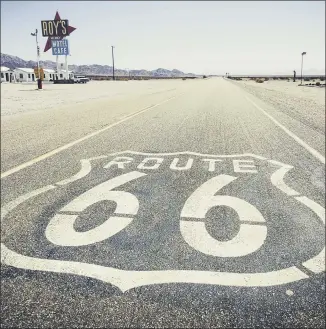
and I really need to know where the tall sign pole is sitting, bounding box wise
[65,54,68,79]
[56,55,59,80]
[31,29,41,89]
[35,30,40,80]
[111,46,115,81]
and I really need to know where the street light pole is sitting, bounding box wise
[111,46,115,81]
[31,29,41,89]
[301,51,306,85]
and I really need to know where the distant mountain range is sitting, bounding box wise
[0,53,197,77]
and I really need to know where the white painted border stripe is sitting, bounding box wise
[1,185,56,220]
[109,150,268,160]
[1,185,57,236]
[1,95,180,179]
[296,196,325,273]
[56,159,93,186]
[56,156,109,185]
[270,166,300,196]
[0,243,308,293]
[245,97,325,164]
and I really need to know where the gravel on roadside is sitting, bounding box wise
[231,80,325,134]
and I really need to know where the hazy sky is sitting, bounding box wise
[1,1,325,75]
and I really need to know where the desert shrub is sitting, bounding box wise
[265,77,269,81]
[316,82,321,86]
[304,77,310,81]
[256,79,264,83]
[320,77,325,81]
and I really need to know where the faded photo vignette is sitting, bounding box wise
[0,1,325,328]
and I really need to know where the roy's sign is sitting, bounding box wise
[41,19,69,37]
[51,39,69,56]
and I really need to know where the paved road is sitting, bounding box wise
[1,78,325,328]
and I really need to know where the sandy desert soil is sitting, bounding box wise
[229,79,325,135]
[0,80,192,116]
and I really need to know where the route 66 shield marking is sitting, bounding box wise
[1,151,324,292]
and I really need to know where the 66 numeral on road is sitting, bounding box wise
[180,175,267,257]
[45,172,267,257]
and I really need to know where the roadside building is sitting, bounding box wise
[43,68,57,81]
[14,68,36,82]
[1,66,15,82]
[56,69,74,80]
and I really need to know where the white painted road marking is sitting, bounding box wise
[270,165,300,196]
[0,242,309,292]
[56,156,108,186]
[170,158,194,171]
[103,156,261,173]
[137,157,164,170]
[46,171,147,246]
[202,159,223,172]
[180,174,267,257]
[0,95,180,179]
[246,96,325,164]
[1,152,324,292]
[233,160,258,173]
[297,196,325,273]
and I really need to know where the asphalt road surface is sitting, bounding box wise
[1,78,325,328]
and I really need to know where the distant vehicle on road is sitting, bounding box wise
[74,75,89,83]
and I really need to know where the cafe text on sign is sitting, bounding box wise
[41,20,69,37]
[51,39,69,56]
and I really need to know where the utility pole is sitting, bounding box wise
[31,29,41,89]
[301,52,306,85]
[111,46,115,80]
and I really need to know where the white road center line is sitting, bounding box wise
[1,95,180,179]
[245,96,325,164]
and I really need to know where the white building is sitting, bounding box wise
[1,66,15,82]
[9,67,74,83]
[43,69,74,81]
[43,68,57,81]
[56,69,74,80]
[14,68,36,82]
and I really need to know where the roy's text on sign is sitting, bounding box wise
[41,20,69,37]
